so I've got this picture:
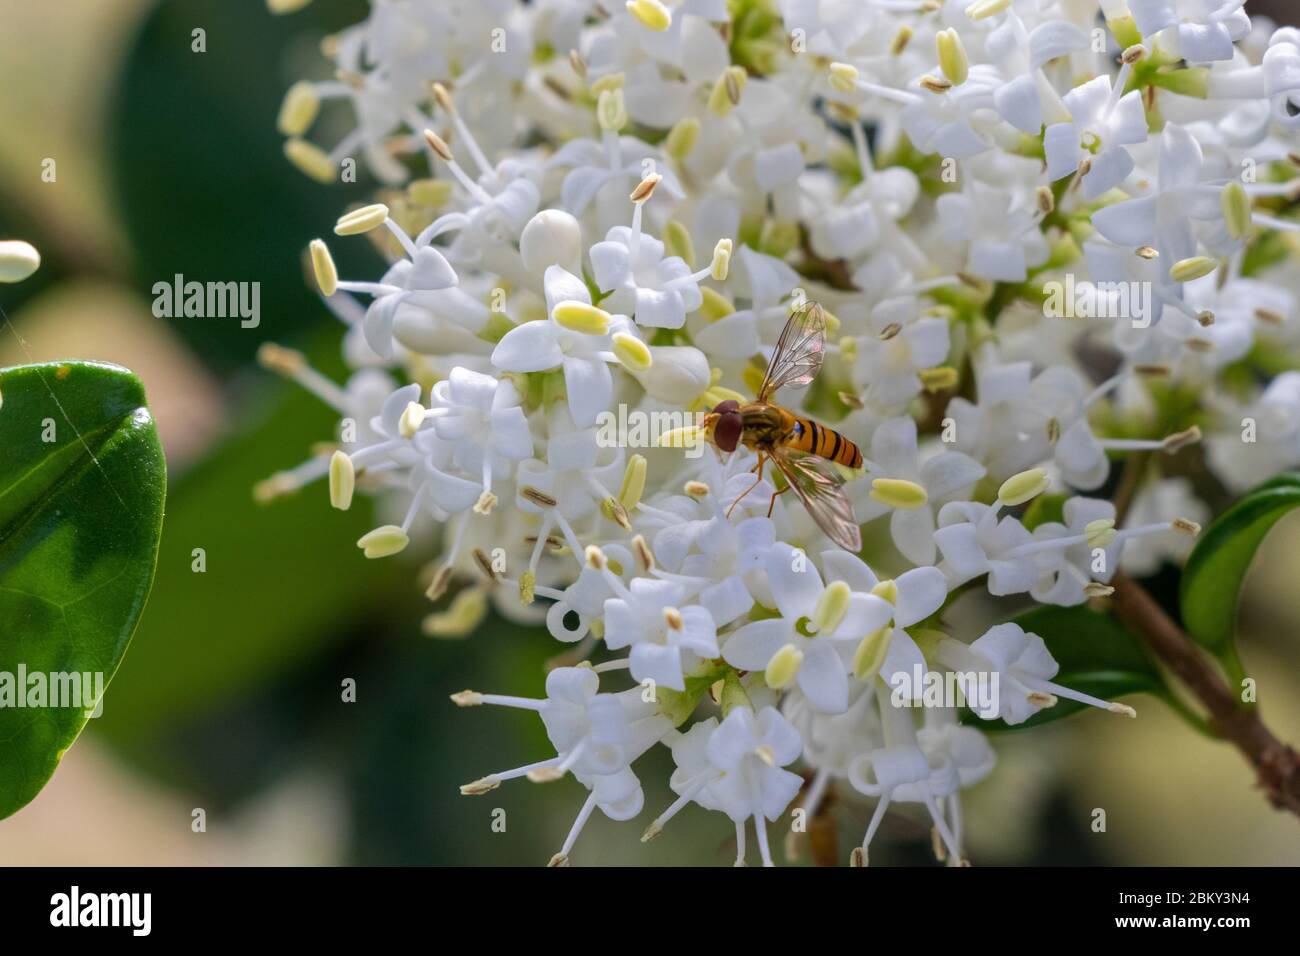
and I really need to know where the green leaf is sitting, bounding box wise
[1179,471,1300,673]
[0,361,166,818]
[970,605,1170,731]
[657,662,729,727]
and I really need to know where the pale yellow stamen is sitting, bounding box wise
[998,468,1049,507]
[309,239,338,296]
[284,139,335,183]
[335,203,390,236]
[870,478,928,510]
[357,525,410,558]
[329,451,355,511]
[553,300,612,335]
[277,81,320,136]
[626,0,671,31]
[852,627,892,680]
[765,644,805,690]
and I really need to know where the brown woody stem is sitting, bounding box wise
[1111,572,1300,819]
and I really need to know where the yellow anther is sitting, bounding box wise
[284,138,335,183]
[423,588,488,638]
[965,0,1010,19]
[590,72,625,95]
[357,525,410,559]
[708,67,746,117]
[919,366,959,393]
[701,287,734,321]
[666,117,701,160]
[309,239,338,296]
[612,333,653,371]
[711,239,733,281]
[852,627,892,680]
[1170,256,1217,283]
[663,220,695,267]
[812,581,851,635]
[335,203,390,236]
[998,468,1049,507]
[329,451,355,510]
[1084,518,1117,549]
[597,88,628,132]
[399,401,425,438]
[277,81,320,135]
[553,300,612,335]
[869,478,929,510]
[829,62,859,93]
[267,0,314,14]
[765,643,805,689]
[408,178,454,207]
[1221,182,1251,240]
[620,454,648,511]
[936,29,969,86]
[870,579,898,605]
[626,0,672,31]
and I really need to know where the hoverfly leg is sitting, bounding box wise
[767,484,791,518]
[726,453,766,519]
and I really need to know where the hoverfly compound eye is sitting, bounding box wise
[712,399,740,415]
[713,410,743,452]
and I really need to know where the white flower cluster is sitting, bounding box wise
[261,0,1300,865]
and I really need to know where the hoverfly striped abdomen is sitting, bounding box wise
[787,417,863,470]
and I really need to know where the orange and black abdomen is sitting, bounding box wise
[787,416,863,469]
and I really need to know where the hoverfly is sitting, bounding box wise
[703,302,864,552]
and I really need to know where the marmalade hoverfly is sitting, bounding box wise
[704,303,863,552]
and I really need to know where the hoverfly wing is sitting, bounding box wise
[771,447,862,553]
[757,302,827,402]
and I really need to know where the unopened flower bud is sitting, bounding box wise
[0,240,40,283]
[520,209,582,273]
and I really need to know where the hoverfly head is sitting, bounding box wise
[709,399,743,453]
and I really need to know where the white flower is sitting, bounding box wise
[490,264,631,426]
[937,623,1137,725]
[603,576,719,691]
[723,543,894,714]
[590,225,706,329]
[455,666,671,865]
[648,706,804,866]
[1043,63,1150,199]
[851,416,986,566]
[1131,0,1250,63]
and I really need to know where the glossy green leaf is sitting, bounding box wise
[0,361,166,818]
[1179,472,1300,670]
[971,604,1170,731]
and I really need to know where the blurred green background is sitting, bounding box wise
[0,0,1298,865]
